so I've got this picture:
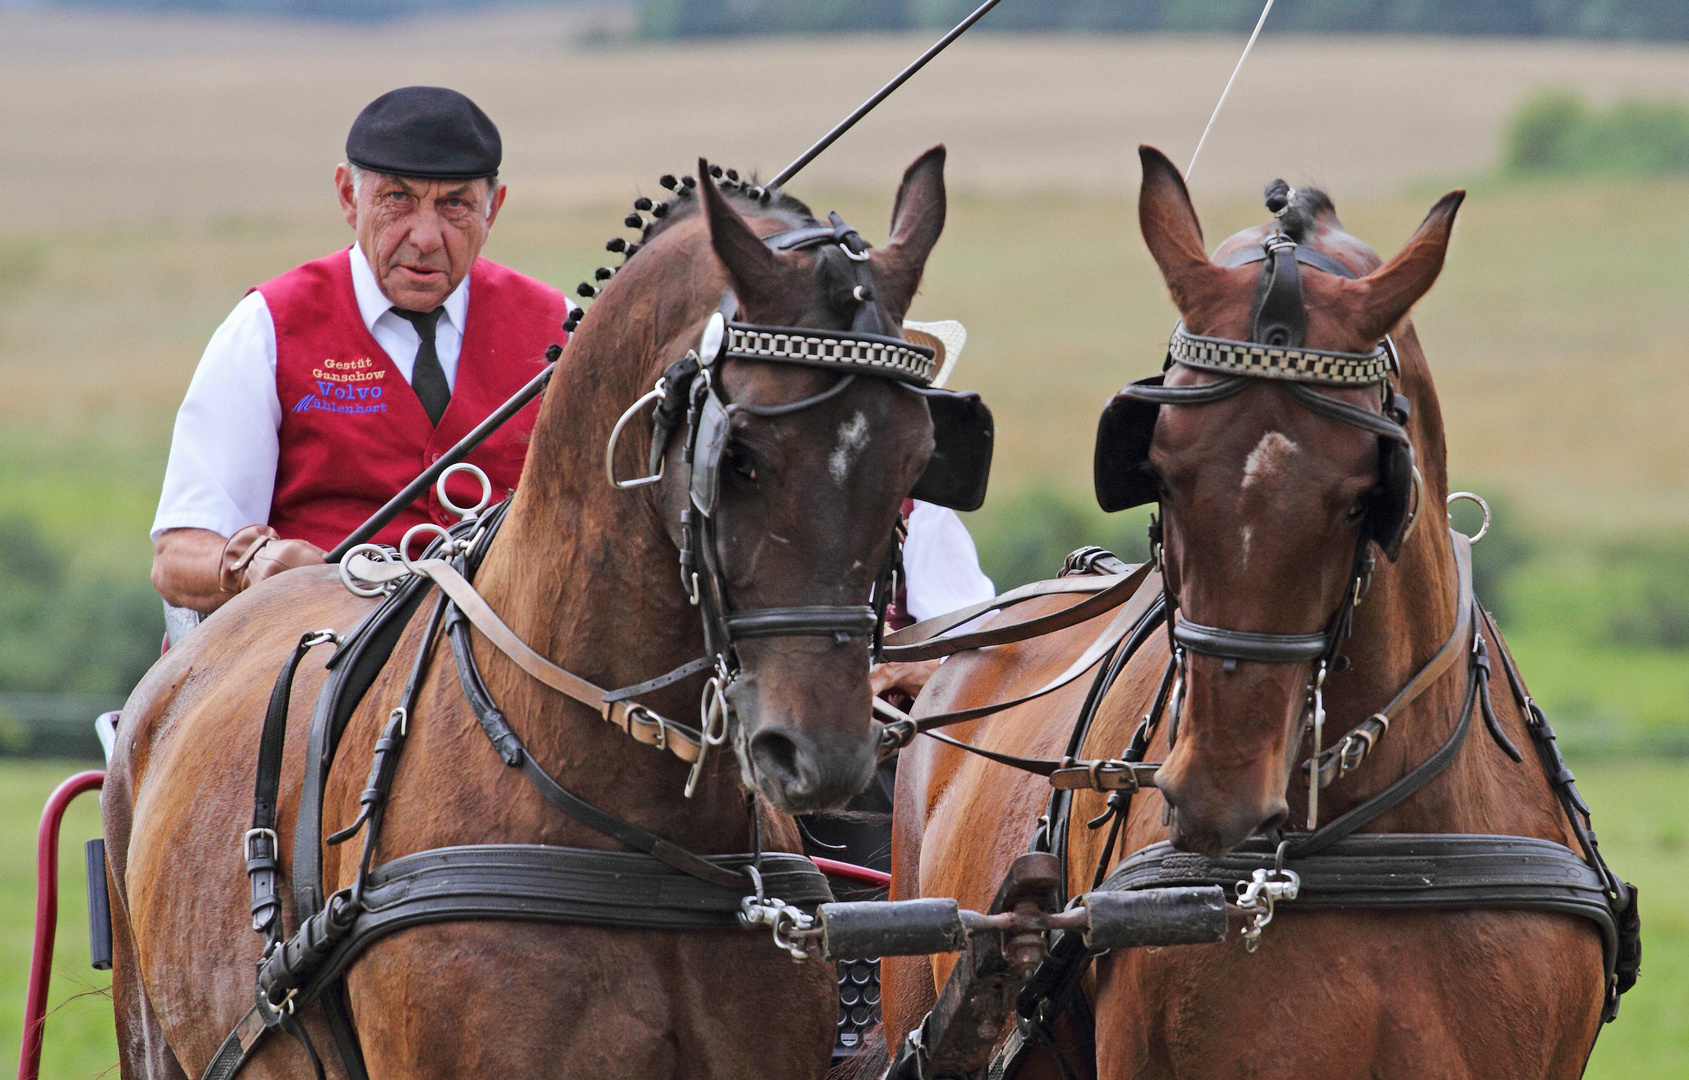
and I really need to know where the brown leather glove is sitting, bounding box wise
[218,524,327,594]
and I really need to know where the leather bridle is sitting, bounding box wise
[603,211,993,790]
[1099,230,1420,826]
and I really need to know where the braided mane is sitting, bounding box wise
[568,168,823,330]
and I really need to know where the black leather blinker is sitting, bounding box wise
[689,392,732,517]
[1093,375,1169,513]
[909,387,994,512]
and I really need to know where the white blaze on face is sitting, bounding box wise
[1241,431,1298,491]
[829,410,871,484]
[1239,431,1298,567]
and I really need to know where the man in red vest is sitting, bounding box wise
[151,86,570,641]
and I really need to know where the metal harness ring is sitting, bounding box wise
[436,462,493,521]
[1446,491,1491,544]
[339,543,398,598]
[399,524,454,577]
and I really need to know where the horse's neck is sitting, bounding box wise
[1311,373,1546,835]
[461,343,754,849]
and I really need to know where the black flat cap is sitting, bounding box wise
[345,86,501,181]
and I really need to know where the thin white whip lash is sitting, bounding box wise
[1186,0,1278,182]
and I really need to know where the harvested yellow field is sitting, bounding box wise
[4,9,1689,228]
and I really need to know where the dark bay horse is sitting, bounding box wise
[104,149,952,1079]
[885,147,1610,1078]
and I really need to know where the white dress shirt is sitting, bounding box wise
[151,245,468,540]
[903,500,995,622]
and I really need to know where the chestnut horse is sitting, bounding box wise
[885,147,1613,1079]
[104,150,952,1079]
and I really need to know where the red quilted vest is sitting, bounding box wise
[258,248,568,551]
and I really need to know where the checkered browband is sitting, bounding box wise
[725,323,937,386]
[1169,324,1397,387]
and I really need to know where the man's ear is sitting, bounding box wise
[869,145,947,324]
[700,157,801,316]
[485,182,507,228]
[1138,145,1228,316]
[1336,190,1464,343]
[334,164,359,230]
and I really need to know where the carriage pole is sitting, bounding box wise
[18,770,105,1080]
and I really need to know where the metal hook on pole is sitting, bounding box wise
[769,0,1010,189]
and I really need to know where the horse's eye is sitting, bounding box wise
[1345,498,1368,522]
[728,446,758,483]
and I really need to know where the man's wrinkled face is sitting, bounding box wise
[334,165,506,312]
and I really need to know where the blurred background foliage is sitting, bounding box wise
[1507,89,1689,175]
[636,0,1689,38]
[26,0,1689,37]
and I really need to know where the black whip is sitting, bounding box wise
[770,0,1009,188]
[326,362,555,564]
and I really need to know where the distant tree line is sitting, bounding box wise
[1507,89,1689,175]
[44,0,598,22]
[39,0,1689,35]
[639,0,1689,39]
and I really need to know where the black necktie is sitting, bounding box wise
[391,306,451,426]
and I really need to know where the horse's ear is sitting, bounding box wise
[700,157,795,312]
[1338,190,1465,344]
[870,145,947,323]
[1138,145,1226,315]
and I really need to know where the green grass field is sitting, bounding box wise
[1,757,1682,1077]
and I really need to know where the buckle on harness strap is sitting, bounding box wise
[1049,760,1146,792]
[244,828,279,863]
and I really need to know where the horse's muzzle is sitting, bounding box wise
[742,722,877,814]
[1156,763,1289,859]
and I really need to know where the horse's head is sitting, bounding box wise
[1110,146,1462,856]
[589,148,953,814]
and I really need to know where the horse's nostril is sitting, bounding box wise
[1260,806,1289,837]
[749,730,813,797]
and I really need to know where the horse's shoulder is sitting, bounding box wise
[121,569,378,777]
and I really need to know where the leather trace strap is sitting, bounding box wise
[877,565,1164,753]
[248,629,340,942]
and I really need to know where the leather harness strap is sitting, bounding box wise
[1173,620,1327,662]
[206,511,840,1080]
[876,564,1162,751]
[1308,538,1475,791]
[982,534,1636,1080]
[1107,833,1619,963]
[413,557,711,764]
[880,566,1151,663]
